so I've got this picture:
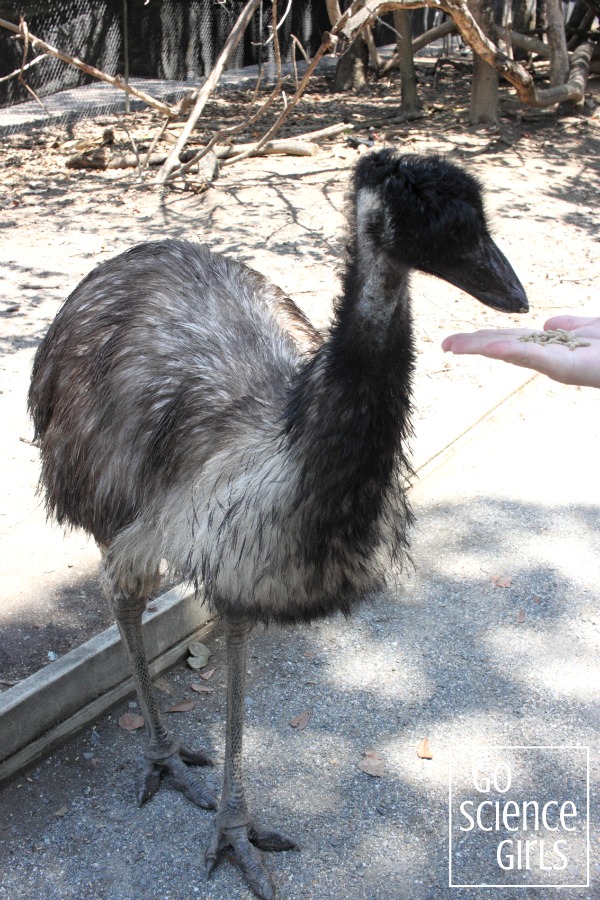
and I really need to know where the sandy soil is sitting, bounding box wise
[1,65,599,684]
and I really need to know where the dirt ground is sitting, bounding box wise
[0,64,599,686]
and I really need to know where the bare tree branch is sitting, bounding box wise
[339,0,598,108]
[412,20,457,53]
[0,50,48,84]
[364,25,384,70]
[220,21,349,166]
[15,18,49,110]
[155,0,263,184]
[325,0,344,27]
[380,19,457,75]
[0,16,179,117]
[495,26,549,58]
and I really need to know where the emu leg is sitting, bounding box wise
[206,619,296,900]
[111,588,217,810]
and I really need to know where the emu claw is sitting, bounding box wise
[248,824,297,853]
[179,745,214,767]
[137,745,217,809]
[206,822,296,899]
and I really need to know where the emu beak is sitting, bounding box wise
[425,236,529,313]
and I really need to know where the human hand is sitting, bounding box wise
[442,316,600,389]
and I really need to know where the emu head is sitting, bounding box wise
[353,151,528,314]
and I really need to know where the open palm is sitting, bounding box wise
[442,316,600,389]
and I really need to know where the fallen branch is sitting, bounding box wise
[160,2,350,182]
[65,143,302,172]
[220,16,352,166]
[156,0,263,184]
[68,124,352,172]
[412,19,457,53]
[217,124,351,158]
[211,139,316,159]
[497,27,600,77]
[0,15,179,117]
[161,2,291,183]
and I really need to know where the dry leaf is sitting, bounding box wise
[188,655,210,670]
[516,610,526,624]
[492,575,512,588]
[165,700,195,713]
[118,712,145,731]
[358,750,385,777]
[190,683,215,694]
[187,642,211,669]
[199,667,216,680]
[289,710,311,730]
[416,737,433,759]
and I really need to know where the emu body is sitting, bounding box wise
[29,152,527,899]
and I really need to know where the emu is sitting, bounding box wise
[28,152,527,898]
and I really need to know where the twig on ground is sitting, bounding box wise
[142,117,170,172]
[122,121,143,180]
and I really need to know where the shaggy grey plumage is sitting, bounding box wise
[29,151,527,899]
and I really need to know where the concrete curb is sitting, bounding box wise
[0,582,213,783]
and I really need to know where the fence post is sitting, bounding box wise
[123,0,130,113]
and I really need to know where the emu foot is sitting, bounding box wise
[137,744,218,809]
[206,821,297,900]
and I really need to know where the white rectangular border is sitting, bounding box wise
[448,745,590,889]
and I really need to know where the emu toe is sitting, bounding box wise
[205,821,297,899]
[137,745,218,809]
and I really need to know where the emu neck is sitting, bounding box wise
[285,242,415,547]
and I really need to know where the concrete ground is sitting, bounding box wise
[0,74,599,899]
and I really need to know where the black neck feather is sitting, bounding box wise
[283,244,415,562]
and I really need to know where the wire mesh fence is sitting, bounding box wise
[0,0,329,109]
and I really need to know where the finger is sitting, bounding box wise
[543,315,599,332]
[442,329,535,352]
[442,336,566,373]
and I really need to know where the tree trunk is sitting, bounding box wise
[512,0,536,60]
[337,0,598,111]
[468,0,499,125]
[334,34,369,92]
[394,10,422,113]
[545,0,570,86]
